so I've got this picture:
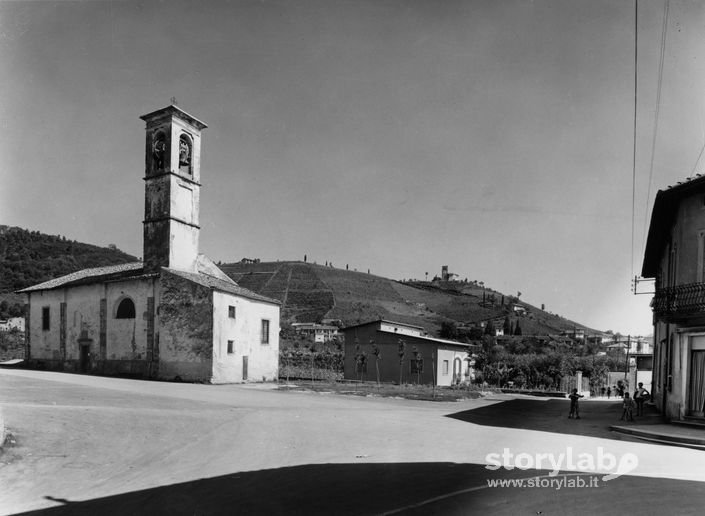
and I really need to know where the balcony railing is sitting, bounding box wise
[653,282,705,316]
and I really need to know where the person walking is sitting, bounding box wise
[634,382,650,416]
[607,386,611,399]
[620,393,635,421]
[568,388,584,419]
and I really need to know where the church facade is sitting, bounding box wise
[20,105,280,383]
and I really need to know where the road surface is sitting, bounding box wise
[1,369,704,515]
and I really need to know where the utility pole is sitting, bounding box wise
[624,335,631,382]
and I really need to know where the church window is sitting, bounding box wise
[116,298,136,319]
[179,134,192,175]
[152,132,166,172]
[42,306,50,330]
[261,319,270,344]
[227,340,234,354]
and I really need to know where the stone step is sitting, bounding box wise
[672,417,705,429]
[611,425,705,448]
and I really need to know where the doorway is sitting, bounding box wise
[80,344,90,373]
[690,351,705,416]
[242,356,248,381]
[452,358,462,385]
[688,336,705,417]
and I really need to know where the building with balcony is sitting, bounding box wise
[642,174,705,420]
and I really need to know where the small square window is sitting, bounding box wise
[261,319,270,344]
[228,306,236,319]
[227,340,234,354]
[42,306,50,331]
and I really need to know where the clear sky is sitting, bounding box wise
[2,0,705,335]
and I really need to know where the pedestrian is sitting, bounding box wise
[620,393,635,421]
[601,386,606,397]
[634,382,650,416]
[607,386,611,399]
[568,388,584,419]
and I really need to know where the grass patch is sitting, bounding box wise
[277,381,497,402]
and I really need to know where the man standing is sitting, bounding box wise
[634,382,649,416]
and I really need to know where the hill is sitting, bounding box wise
[0,226,138,317]
[220,260,602,338]
[0,226,602,339]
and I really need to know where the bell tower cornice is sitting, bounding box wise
[140,104,208,131]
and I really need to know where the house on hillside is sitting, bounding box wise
[342,319,477,386]
[291,322,339,343]
[0,317,24,333]
[18,104,280,383]
[642,174,705,420]
[561,328,585,340]
[511,304,527,315]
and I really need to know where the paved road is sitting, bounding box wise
[1,369,704,515]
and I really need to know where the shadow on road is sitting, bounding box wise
[11,462,507,515]
[446,398,663,441]
[13,461,705,516]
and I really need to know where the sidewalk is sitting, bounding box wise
[610,403,705,449]
[447,395,705,450]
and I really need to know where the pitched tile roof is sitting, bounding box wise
[17,262,147,293]
[163,267,281,305]
[17,256,280,306]
[642,174,705,277]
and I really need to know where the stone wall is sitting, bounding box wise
[157,270,213,381]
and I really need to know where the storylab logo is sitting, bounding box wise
[485,447,638,481]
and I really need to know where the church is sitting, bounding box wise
[19,104,280,383]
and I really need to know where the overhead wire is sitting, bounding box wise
[631,0,639,280]
[635,0,670,277]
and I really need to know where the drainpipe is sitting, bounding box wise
[662,323,669,421]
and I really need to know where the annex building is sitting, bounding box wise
[342,319,476,386]
[19,104,280,383]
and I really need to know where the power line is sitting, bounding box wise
[640,0,670,261]
[688,139,705,178]
[631,0,639,279]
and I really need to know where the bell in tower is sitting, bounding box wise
[140,104,208,274]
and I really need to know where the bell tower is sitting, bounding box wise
[140,104,207,274]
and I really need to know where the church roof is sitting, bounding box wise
[163,268,281,305]
[17,258,279,305]
[17,262,148,293]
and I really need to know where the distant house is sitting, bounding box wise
[291,322,339,343]
[18,105,280,383]
[0,317,24,332]
[561,328,585,340]
[511,304,527,315]
[341,319,477,386]
[642,174,705,419]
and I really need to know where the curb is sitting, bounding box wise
[610,424,705,448]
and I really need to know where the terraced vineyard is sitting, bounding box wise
[220,260,595,338]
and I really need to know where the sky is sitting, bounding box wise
[2,0,705,336]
